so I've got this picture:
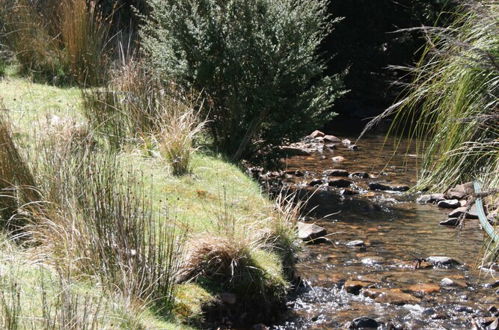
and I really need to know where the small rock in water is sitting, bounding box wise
[439,218,460,226]
[427,256,461,267]
[348,144,359,151]
[440,278,455,287]
[324,134,341,143]
[349,317,379,329]
[369,182,410,192]
[349,172,370,179]
[346,240,365,247]
[448,206,479,219]
[328,179,352,188]
[344,280,372,295]
[488,306,499,317]
[297,222,327,242]
[332,156,346,163]
[324,169,349,177]
[437,199,460,209]
[309,130,325,138]
[342,138,352,145]
[406,283,440,294]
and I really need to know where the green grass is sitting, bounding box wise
[0,73,296,327]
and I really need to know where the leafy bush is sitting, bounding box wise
[141,0,344,160]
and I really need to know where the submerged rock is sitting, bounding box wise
[332,156,346,163]
[349,172,370,179]
[406,283,440,294]
[344,280,372,295]
[346,240,365,247]
[363,288,420,305]
[297,222,327,242]
[439,218,460,226]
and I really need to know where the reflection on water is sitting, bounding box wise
[273,135,495,329]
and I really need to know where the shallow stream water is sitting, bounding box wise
[271,135,497,329]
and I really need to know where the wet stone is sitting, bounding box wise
[427,256,461,267]
[332,156,346,163]
[349,172,370,179]
[341,188,359,196]
[344,280,372,295]
[324,134,341,143]
[342,139,352,146]
[328,179,352,188]
[437,199,460,209]
[349,317,379,329]
[323,169,349,177]
[309,130,325,138]
[308,179,324,186]
[361,257,384,266]
[346,240,365,247]
[441,277,467,288]
[417,193,445,204]
[448,206,479,219]
[406,283,440,294]
[369,182,409,192]
[297,222,327,242]
[348,144,359,151]
[440,218,460,226]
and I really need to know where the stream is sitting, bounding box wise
[267,134,498,329]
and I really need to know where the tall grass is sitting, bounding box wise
[28,144,184,311]
[363,1,498,192]
[0,108,39,231]
[1,0,111,85]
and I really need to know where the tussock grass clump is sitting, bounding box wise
[29,145,184,312]
[363,1,498,192]
[1,0,111,85]
[0,109,39,230]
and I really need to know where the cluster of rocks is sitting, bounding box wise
[417,182,489,227]
[282,130,359,156]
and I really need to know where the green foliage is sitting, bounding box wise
[141,0,344,160]
[365,1,498,191]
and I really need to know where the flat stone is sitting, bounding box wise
[349,172,370,179]
[332,156,346,163]
[324,134,341,143]
[437,199,460,209]
[427,256,461,267]
[297,222,327,241]
[324,169,349,177]
[346,240,365,247]
[309,130,325,138]
[448,206,479,219]
[344,280,372,295]
[349,317,379,329]
[406,283,440,294]
[374,290,421,305]
[328,179,352,188]
[439,218,460,226]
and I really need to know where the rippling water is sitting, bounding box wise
[272,135,496,329]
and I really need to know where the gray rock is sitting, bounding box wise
[346,240,365,247]
[445,182,474,200]
[297,222,327,241]
[448,206,479,219]
[348,144,359,151]
[349,317,379,329]
[437,199,460,209]
[342,138,352,145]
[325,143,337,150]
[328,179,352,188]
[417,193,445,204]
[361,257,384,266]
[427,256,461,266]
[323,169,349,177]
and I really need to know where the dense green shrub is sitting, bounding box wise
[141,0,344,160]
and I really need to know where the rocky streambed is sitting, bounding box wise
[249,131,498,329]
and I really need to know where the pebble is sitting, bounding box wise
[332,156,346,162]
[437,199,460,209]
[346,240,365,247]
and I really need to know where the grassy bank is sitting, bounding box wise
[0,74,296,327]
